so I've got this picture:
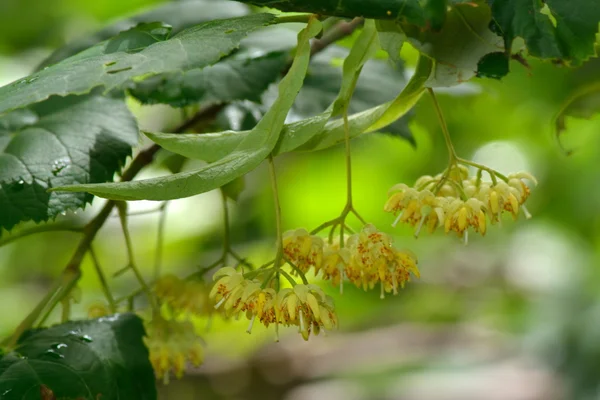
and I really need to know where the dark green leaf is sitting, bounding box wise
[235,0,438,25]
[476,51,509,79]
[38,0,250,69]
[555,82,600,152]
[491,0,600,65]
[0,313,156,400]
[129,51,288,107]
[0,93,138,232]
[0,13,276,115]
[52,19,324,201]
[401,0,503,87]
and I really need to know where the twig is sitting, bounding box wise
[310,17,365,56]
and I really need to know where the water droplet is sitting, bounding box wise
[2,389,12,396]
[44,349,64,359]
[26,77,38,84]
[60,212,67,216]
[10,180,25,192]
[51,158,70,176]
[79,335,93,343]
[52,343,68,349]
[18,79,27,84]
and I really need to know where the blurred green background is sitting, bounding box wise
[2,1,600,399]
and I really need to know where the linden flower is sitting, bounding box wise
[283,228,324,273]
[155,274,211,317]
[320,241,351,292]
[276,284,337,340]
[443,198,487,242]
[345,224,420,298]
[209,268,278,331]
[477,172,537,222]
[384,184,438,229]
[87,301,110,319]
[144,316,204,384]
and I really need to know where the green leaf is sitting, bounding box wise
[37,0,250,69]
[491,0,600,65]
[0,13,276,115]
[554,82,600,153]
[476,51,509,79]
[52,19,324,201]
[0,93,138,232]
[128,51,288,107]
[0,313,156,400]
[401,0,503,87]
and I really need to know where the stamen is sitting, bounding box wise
[246,315,256,334]
[463,230,469,246]
[522,205,532,219]
[299,309,305,333]
[392,211,404,227]
[380,281,385,299]
[214,296,227,309]
[414,214,427,238]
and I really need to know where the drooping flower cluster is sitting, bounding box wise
[144,316,204,384]
[154,274,211,317]
[279,225,419,296]
[283,228,324,274]
[384,164,537,242]
[345,224,419,298]
[208,267,337,340]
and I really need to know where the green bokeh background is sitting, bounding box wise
[1,1,600,399]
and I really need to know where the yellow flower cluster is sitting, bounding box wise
[283,228,324,273]
[154,274,211,317]
[281,226,419,296]
[384,165,536,242]
[345,224,419,298]
[144,316,204,384]
[208,267,337,340]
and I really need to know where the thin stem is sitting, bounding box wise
[284,258,310,285]
[428,88,458,164]
[154,202,169,281]
[220,189,231,265]
[343,107,353,208]
[61,298,70,323]
[0,225,83,248]
[458,158,509,182]
[116,202,158,312]
[89,245,117,312]
[268,155,284,270]
[279,269,298,287]
[275,14,314,24]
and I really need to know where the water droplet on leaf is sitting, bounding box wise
[44,349,64,359]
[79,335,93,343]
